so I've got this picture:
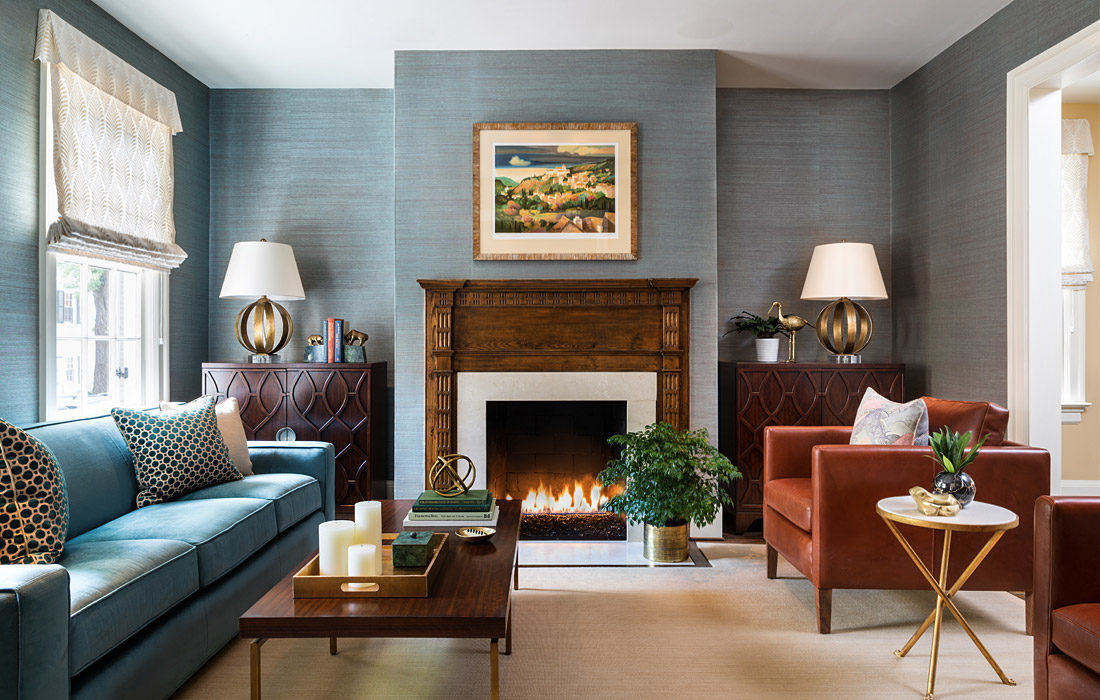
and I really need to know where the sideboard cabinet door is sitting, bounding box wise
[201,367,286,441]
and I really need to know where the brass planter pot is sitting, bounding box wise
[643,521,689,563]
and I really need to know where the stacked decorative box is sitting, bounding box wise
[403,489,499,527]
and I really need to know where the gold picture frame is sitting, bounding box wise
[473,122,638,260]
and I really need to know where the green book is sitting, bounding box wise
[412,501,494,513]
[415,489,492,506]
[407,503,498,521]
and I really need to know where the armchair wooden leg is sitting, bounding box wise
[816,587,832,634]
[766,544,778,580]
[1025,591,1034,636]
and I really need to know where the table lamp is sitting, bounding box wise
[800,241,887,363]
[219,239,305,363]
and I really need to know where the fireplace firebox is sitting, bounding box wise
[487,400,627,540]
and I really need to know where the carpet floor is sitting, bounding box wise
[174,543,1033,699]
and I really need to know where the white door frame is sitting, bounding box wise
[1006,21,1100,495]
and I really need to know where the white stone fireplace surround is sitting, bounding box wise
[453,371,722,540]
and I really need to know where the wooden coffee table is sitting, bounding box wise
[240,499,521,699]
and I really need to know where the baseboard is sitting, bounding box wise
[1057,480,1100,496]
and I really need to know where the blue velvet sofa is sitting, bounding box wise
[0,414,335,700]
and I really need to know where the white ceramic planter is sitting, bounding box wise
[755,337,780,362]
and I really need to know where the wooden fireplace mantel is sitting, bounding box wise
[419,278,697,484]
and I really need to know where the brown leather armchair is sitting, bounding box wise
[763,397,1050,633]
[1034,496,1100,699]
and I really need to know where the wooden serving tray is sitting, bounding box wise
[293,532,449,598]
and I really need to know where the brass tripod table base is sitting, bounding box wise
[876,497,1019,699]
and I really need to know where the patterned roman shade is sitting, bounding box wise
[1062,118,1094,287]
[34,9,187,271]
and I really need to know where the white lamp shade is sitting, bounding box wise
[800,242,888,301]
[219,240,305,301]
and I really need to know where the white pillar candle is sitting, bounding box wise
[318,520,355,576]
[354,500,383,550]
[347,544,381,590]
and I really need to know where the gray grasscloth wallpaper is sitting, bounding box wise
[392,50,719,499]
[0,0,209,423]
[718,89,892,363]
[890,0,1098,402]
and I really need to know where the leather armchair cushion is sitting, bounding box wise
[1048,654,1100,699]
[921,396,1009,445]
[1053,604,1100,675]
[64,539,198,675]
[764,478,812,532]
[178,474,321,532]
[68,497,277,586]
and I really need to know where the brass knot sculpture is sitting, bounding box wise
[306,334,324,346]
[909,486,960,517]
[344,329,369,347]
[429,454,477,497]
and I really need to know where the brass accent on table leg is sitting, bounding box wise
[250,638,266,700]
[883,520,1016,689]
[490,638,500,700]
[329,637,338,655]
[505,598,513,656]
[513,564,518,590]
[925,530,951,700]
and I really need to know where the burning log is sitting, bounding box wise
[520,512,626,541]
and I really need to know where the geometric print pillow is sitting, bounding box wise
[0,419,69,564]
[849,387,930,446]
[111,396,242,508]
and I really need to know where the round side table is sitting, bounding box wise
[876,496,1019,700]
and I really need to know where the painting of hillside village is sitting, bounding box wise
[493,144,616,235]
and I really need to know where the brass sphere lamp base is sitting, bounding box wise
[815,296,873,361]
[234,295,293,362]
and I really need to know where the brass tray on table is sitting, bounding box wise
[292,532,449,598]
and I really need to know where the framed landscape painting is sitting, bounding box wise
[473,122,638,260]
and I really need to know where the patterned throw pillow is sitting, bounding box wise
[160,397,253,475]
[850,388,930,446]
[112,396,242,508]
[1,419,69,564]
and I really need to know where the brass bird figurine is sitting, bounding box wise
[769,302,812,362]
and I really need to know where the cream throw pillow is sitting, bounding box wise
[160,397,253,475]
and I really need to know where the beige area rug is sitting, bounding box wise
[174,543,1033,699]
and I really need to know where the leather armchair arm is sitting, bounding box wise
[248,441,337,520]
[0,564,70,699]
[764,426,851,483]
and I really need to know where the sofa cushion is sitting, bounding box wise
[63,539,198,674]
[69,497,277,586]
[764,478,812,532]
[1,419,69,564]
[921,397,1009,446]
[111,396,242,508]
[1053,603,1100,676]
[178,474,320,532]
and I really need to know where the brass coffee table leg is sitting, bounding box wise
[250,638,266,700]
[513,564,519,590]
[896,530,1007,658]
[490,638,500,699]
[329,637,338,655]
[505,599,513,655]
[884,520,1016,689]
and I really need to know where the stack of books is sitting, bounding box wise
[403,489,498,527]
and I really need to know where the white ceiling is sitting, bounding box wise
[1064,72,1100,104]
[94,0,1015,89]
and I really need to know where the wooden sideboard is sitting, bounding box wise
[718,361,905,532]
[201,362,386,505]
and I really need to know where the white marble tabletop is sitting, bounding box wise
[877,496,1019,532]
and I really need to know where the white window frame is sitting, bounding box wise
[38,63,169,421]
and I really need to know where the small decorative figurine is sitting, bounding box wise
[344,329,368,346]
[429,454,477,497]
[307,334,324,346]
[909,486,961,517]
[768,301,813,363]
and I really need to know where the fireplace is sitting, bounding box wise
[487,400,627,540]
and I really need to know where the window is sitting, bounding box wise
[35,10,184,420]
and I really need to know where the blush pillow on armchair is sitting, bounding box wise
[112,396,242,507]
[850,387,930,445]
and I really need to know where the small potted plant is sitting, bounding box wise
[729,311,788,362]
[597,422,741,562]
[927,427,988,507]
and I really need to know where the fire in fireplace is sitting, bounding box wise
[486,400,627,540]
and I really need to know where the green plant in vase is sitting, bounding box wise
[927,427,988,507]
[729,311,788,362]
[597,422,741,562]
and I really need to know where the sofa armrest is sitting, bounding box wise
[764,426,852,483]
[248,441,336,520]
[0,564,70,700]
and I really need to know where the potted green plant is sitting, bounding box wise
[597,422,741,562]
[729,311,788,362]
[927,427,989,507]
